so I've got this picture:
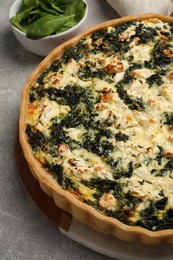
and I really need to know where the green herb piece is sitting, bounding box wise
[113,161,134,179]
[44,162,73,190]
[156,146,164,165]
[129,63,142,71]
[26,124,46,150]
[135,25,158,44]
[158,159,173,176]
[146,73,163,87]
[116,83,145,111]
[153,41,173,67]
[155,197,168,210]
[162,112,173,125]
[115,132,129,142]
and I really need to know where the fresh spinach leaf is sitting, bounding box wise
[56,20,76,33]
[21,0,39,10]
[29,9,48,17]
[38,0,59,15]
[52,0,76,7]
[10,16,29,33]
[48,0,64,13]
[64,0,86,23]
[162,112,173,125]
[16,6,35,23]
[26,14,75,39]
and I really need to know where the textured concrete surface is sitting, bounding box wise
[0,1,119,259]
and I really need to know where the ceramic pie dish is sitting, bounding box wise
[19,13,173,245]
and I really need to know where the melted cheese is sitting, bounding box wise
[130,44,152,63]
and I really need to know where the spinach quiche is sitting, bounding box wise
[20,14,173,244]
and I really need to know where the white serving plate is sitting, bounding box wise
[60,219,173,260]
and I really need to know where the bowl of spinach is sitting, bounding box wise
[9,0,88,56]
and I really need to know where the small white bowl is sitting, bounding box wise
[9,0,88,56]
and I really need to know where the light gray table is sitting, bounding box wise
[0,1,119,259]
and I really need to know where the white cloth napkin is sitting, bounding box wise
[107,0,171,17]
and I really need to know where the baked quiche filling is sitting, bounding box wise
[26,18,173,231]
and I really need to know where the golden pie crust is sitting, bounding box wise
[19,14,173,245]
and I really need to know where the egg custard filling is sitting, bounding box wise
[25,18,173,231]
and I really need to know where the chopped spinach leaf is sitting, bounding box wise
[153,41,173,67]
[158,159,173,176]
[146,73,163,87]
[129,63,142,71]
[155,197,168,210]
[156,146,164,165]
[134,25,158,44]
[162,112,173,125]
[115,131,129,142]
[26,124,46,150]
[116,84,145,111]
